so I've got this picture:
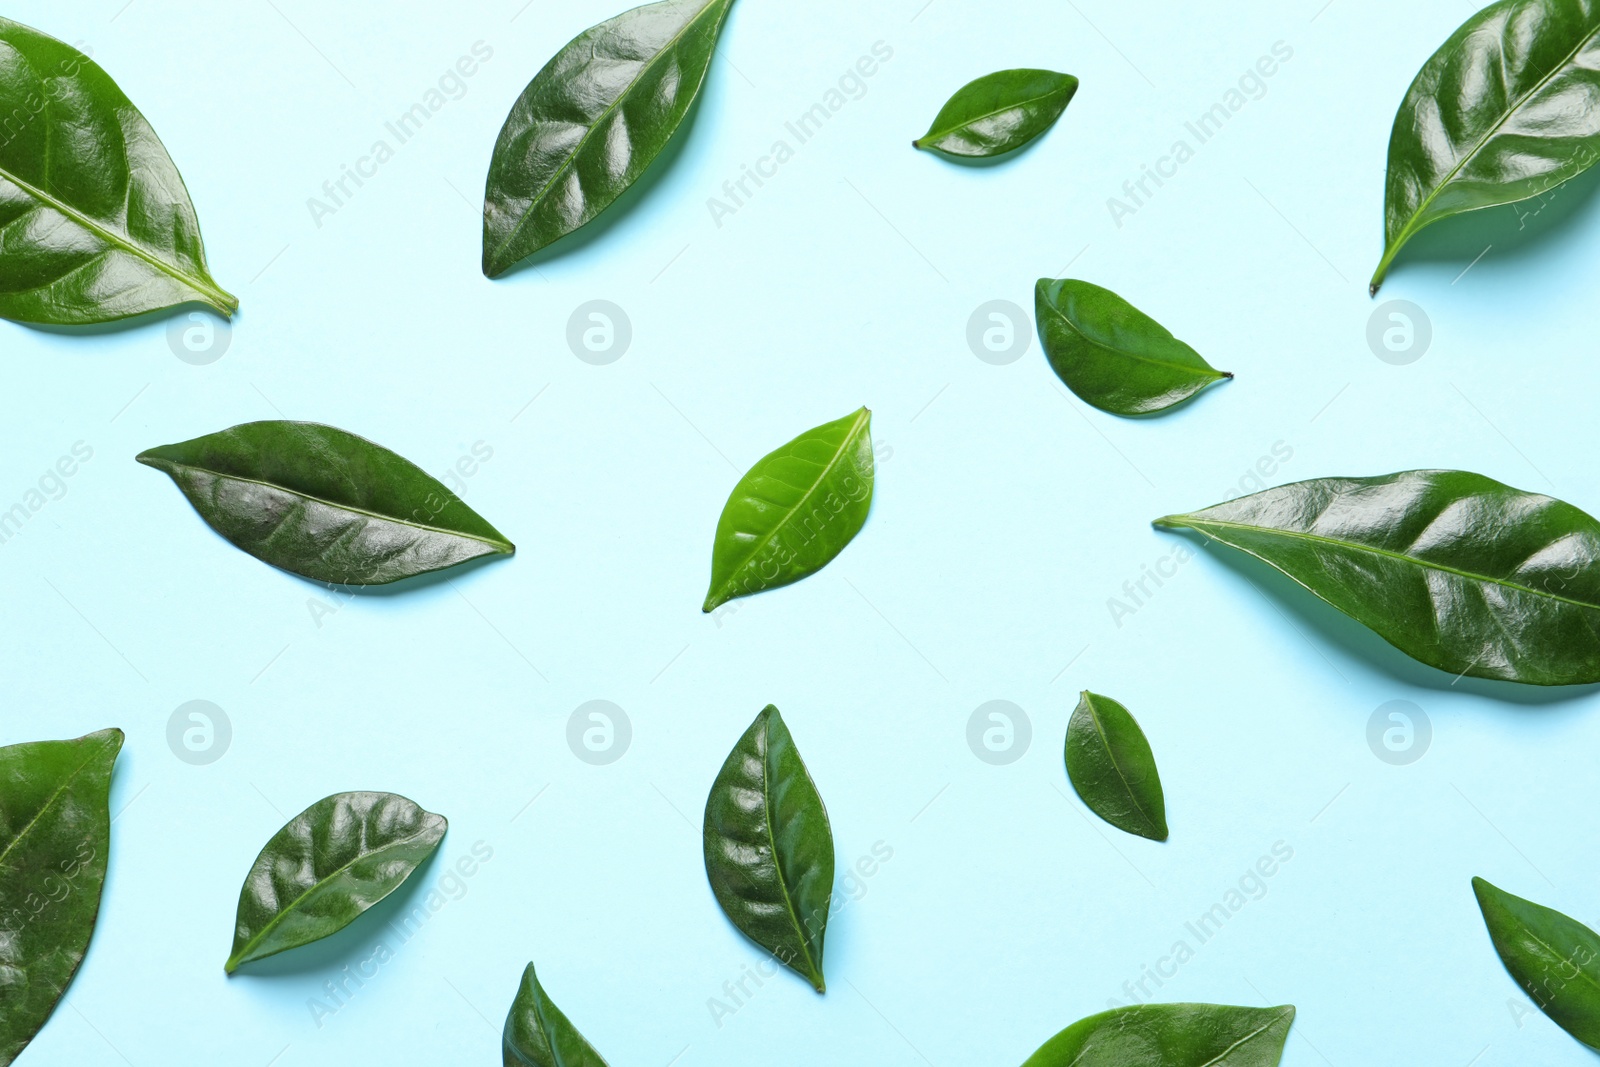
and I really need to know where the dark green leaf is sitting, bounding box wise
[702,407,873,612]
[1035,279,1231,416]
[1021,1003,1295,1067]
[703,705,833,992]
[1155,470,1600,686]
[1065,691,1168,842]
[1372,0,1600,294]
[502,962,611,1067]
[226,791,446,973]
[0,728,122,1067]
[0,17,235,324]
[482,0,737,275]
[914,69,1078,159]
[1473,877,1600,1050]
[137,421,515,586]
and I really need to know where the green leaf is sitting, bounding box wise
[0,728,123,1067]
[914,69,1078,159]
[1021,1003,1295,1067]
[1155,470,1600,686]
[703,705,834,992]
[702,407,874,612]
[137,420,515,586]
[1372,0,1600,294]
[1035,279,1231,417]
[0,17,235,324]
[482,0,737,276]
[1473,877,1600,1050]
[225,791,446,973]
[502,963,611,1067]
[1065,691,1168,842]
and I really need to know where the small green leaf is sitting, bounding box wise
[0,728,123,1067]
[226,791,446,973]
[1021,1003,1295,1067]
[1155,470,1600,686]
[482,0,738,275]
[502,963,611,1067]
[702,407,874,612]
[1035,279,1231,416]
[1065,691,1168,842]
[0,17,236,324]
[137,420,515,586]
[1473,877,1600,1050]
[703,705,833,992]
[914,68,1078,159]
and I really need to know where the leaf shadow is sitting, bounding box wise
[1171,533,1600,707]
[1382,164,1600,287]
[13,300,233,338]
[487,71,715,281]
[227,843,447,980]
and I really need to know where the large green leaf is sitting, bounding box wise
[482,0,737,275]
[1035,279,1231,417]
[1372,0,1600,294]
[0,728,123,1067]
[137,421,515,586]
[914,69,1078,159]
[226,791,446,973]
[703,705,833,992]
[702,407,873,612]
[1473,877,1600,1050]
[0,17,235,324]
[1155,471,1600,686]
[1021,1004,1295,1067]
[502,963,611,1067]
[1065,691,1168,842]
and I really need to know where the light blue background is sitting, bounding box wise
[4,0,1599,1064]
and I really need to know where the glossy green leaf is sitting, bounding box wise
[482,0,737,275]
[1156,470,1600,686]
[1372,0,1600,294]
[0,18,235,324]
[703,705,833,992]
[502,962,611,1067]
[137,421,515,586]
[1473,877,1600,1050]
[914,69,1078,158]
[1035,279,1231,416]
[1065,691,1168,842]
[226,791,446,973]
[702,407,873,612]
[0,728,122,1067]
[1021,1003,1295,1067]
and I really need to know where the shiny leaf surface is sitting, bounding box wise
[1372,0,1600,293]
[482,0,737,275]
[1035,279,1231,416]
[1065,691,1168,842]
[914,68,1078,158]
[137,421,515,586]
[502,963,611,1067]
[0,17,235,324]
[1474,877,1600,1049]
[1155,471,1600,685]
[703,705,833,992]
[0,728,122,1067]
[226,791,446,973]
[1021,1003,1295,1067]
[702,407,873,612]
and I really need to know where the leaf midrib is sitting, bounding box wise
[142,457,513,552]
[1193,1013,1288,1067]
[487,0,730,270]
[758,714,822,986]
[1160,514,1600,613]
[0,736,113,876]
[1041,295,1223,381]
[920,81,1072,145]
[1081,696,1160,835]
